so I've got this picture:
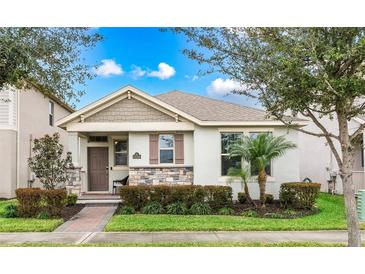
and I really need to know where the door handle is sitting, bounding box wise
[106,166,109,175]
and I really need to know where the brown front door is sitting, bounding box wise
[88,147,109,191]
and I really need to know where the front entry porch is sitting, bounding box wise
[67,130,194,196]
[68,132,130,195]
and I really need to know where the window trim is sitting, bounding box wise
[158,134,175,164]
[114,139,128,167]
[220,132,243,176]
[49,101,54,127]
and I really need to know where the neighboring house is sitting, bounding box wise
[299,114,365,194]
[0,86,73,198]
[57,85,306,199]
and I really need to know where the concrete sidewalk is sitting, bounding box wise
[0,231,365,245]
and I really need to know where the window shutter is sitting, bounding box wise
[174,134,184,164]
[149,134,159,164]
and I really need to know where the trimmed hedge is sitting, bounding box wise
[42,189,67,217]
[15,188,43,217]
[15,188,67,218]
[279,182,321,209]
[120,185,233,211]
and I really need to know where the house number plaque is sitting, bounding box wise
[133,152,141,159]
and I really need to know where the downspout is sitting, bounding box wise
[16,90,20,190]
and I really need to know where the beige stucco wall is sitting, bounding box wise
[0,130,17,198]
[18,88,71,190]
[0,87,71,197]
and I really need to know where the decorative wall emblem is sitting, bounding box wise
[133,152,141,159]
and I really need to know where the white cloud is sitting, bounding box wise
[130,65,146,80]
[147,62,176,80]
[206,78,242,96]
[185,74,199,81]
[95,59,123,77]
[192,75,199,81]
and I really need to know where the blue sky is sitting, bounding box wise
[76,28,260,110]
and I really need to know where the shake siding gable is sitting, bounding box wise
[85,98,175,122]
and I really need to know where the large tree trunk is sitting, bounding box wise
[258,170,267,208]
[338,114,361,247]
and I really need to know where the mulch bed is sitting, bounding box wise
[232,200,319,218]
[61,204,85,221]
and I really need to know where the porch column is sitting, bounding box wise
[68,132,81,166]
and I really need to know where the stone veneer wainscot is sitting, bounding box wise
[129,166,193,185]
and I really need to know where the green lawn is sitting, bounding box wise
[106,193,365,232]
[0,199,63,232]
[0,242,349,247]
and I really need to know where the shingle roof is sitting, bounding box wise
[155,90,271,122]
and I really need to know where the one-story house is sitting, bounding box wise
[57,85,307,199]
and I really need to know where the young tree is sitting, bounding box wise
[28,133,73,189]
[229,134,296,207]
[0,28,102,102]
[227,166,255,207]
[174,27,365,246]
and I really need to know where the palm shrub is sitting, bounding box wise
[227,166,255,206]
[229,133,296,207]
[166,202,188,215]
[141,202,164,214]
[189,202,212,215]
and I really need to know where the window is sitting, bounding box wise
[159,134,174,164]
[249,132,272,176]
[88,136,108,142]
[114,140,128,166]
[221,132,243,175]
[49,101,54,126]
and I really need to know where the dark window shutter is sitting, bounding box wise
[149,134,159,164]
[174,134,184,164]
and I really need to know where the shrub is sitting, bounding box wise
[15,188,43,217]
[166,202,188,215]
[265,194,274,204]
[119,206,135,215]
[119,185,233,211]
[141,202,164,214]
[3,204,18,218]
[28,133,73,189]
[67,194,78,206]
[279,182,321,209]
[205,186,233,210]
[218,207,235,215]
[37,211,50,219]
[237,192,247,204]
[42,189,67,217]
[189,202,212,215]
[150,185,173,206]
[241,210,259,217]
[120,185,150,210]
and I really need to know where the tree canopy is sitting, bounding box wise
[0,27,102,103]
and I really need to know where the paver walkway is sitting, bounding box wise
[54,205,117,232]
[0,231,365,245]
